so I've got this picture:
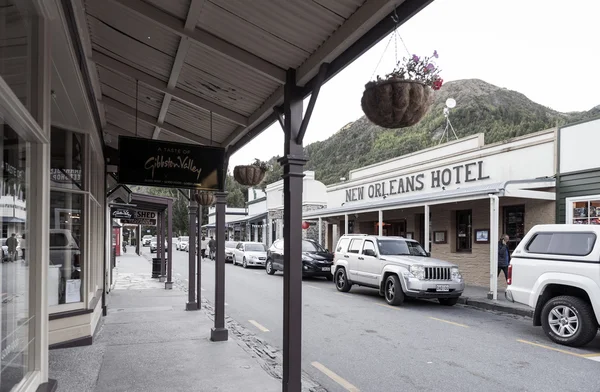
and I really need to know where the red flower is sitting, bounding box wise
[432,78,443,90]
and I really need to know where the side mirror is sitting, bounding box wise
[426,251,431,257]
[364,249,377,257]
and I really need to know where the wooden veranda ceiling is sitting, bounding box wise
[77,0,432,154]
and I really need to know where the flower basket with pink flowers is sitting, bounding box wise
[362,51,443,129]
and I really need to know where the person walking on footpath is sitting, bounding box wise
[497,234,511,281]
[208,236,216,260]
[200,236,208,259]
[6,233,18,262]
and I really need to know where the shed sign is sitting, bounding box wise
[118,136,225,190]
[111,208,157,226]
[344,160,490,203]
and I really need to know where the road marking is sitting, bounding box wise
[517,339,600,359]
[305,285,321,290]
[311,362,360,392]
[248,320,269,332]
[429,317,469,328]
[376,303,401,310]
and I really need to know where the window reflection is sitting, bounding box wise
[0,119,31,390]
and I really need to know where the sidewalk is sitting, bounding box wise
[48,250,285,392]
[459,285,533,318]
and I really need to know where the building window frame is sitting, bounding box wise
[456,209,472,253]
[503,204,525,252]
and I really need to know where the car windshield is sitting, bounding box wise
[245,243,266,252]
[225,241,238,248]
[377,239,427,256]
[302,240,325,252]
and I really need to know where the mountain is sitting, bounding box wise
[262,79,599,186]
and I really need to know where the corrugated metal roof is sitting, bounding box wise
[79,0,430,156]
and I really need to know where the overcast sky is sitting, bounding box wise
[229,0,599,170]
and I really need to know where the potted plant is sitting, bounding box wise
[194,191,215,206]
[361,51,443,129]
[233,158,270,186]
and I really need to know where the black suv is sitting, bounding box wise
[266,239,334,280]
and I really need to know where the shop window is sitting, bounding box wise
[50,127,86,308]
[571,199,600,225]
[456,210,472,252]
[0,120,32,389]
[0,1,33,110]
[504,205,525,252]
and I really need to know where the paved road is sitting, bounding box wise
[149,247,600,392]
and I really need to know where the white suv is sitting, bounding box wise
[506,224,600,347]
[333,235,464,306]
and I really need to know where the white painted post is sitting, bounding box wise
[489,195,499,300]
[378,210,383,236]
[344,214,348,235]
[262,219,267,244]
[424,205,430,253]
[318,217,322,245]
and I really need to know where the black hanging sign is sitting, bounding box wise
[118,136,225,190]
[111,208,158,226]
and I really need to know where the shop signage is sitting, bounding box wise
[345,160,490,203]
[111,208,157,226]
[118,136,225,190]
[50,168,81,184]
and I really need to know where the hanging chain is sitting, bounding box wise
[135,79,139,138]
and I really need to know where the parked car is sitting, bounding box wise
[505,224,600,347]
[150,237,169,253]
[232,242,267,268]
[225,241,238,262]
[265,239,334,280]
[176,236,189,251]
[332,234,464,306]
[142,235,152,247]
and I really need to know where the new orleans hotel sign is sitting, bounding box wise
[345,160,490,203]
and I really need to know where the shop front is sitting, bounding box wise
[304,131,558,297]
[556,117,600,225]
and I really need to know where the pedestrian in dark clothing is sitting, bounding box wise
[498,234,510,281]
[208,236,216,260]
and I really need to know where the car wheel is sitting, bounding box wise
[242,257,247,268]
[438,297,459,306]
[541,295,598,347]
[335,268,352,292]
[266,260,275,275]
[384,275,405,306]
[326,273,333,281]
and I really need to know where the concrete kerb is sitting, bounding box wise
[138,252,328,392]
[456,296,534,318]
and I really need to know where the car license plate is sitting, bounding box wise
[436,284,449,292]
[321,267,330,272]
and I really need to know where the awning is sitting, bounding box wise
[203,212,268,229]
[304,179,555,219]
[3,217,25,223]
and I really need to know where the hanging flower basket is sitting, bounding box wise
[233,158,270,186]
[362,51,443,129]
[194,191,215,206]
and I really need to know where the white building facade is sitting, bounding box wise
[304,131,558,298]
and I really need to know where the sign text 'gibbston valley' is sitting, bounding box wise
[144,154,202,181]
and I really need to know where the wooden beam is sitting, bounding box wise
[296,0,399,86]
[111,0,285,84]
[91,50,248,126]
[296,63,328,144]
[101,95,211,145]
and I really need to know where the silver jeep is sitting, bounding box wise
[333,235,465,306]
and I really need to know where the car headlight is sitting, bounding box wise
[409,264,425,280]
[451,266,462,280]
[302,254,313,262]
